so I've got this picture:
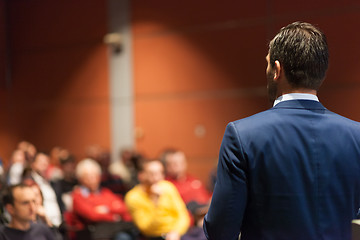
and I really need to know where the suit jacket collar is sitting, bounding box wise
[272,99,326,110]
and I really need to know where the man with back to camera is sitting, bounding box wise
[203,21,360,240]
[0,183,55,240]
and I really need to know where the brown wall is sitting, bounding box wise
[1,1,360,185]
[0,0,110,164]
[132,0,360,183]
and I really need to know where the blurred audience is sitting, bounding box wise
[109,148,145,190]
[180,204,208,240]
[161,149,211,212]
[86,145,130,197]
[30,153,63,230]
[69,158,136,240]
[23,179,53,227]
[0,141,214,240]
[17,141,37,163]
[7,149,27,185]
[125,159,190,240]
[47,147,70,181]
[53,155,78,213]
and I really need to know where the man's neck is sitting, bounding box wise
[8,220,31,231]
[280,88,317,97]
[141,183,151,193]
[79,185,99,194]
[169,173,187,182]
[273,92,319,107]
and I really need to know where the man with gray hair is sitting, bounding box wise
[71,158,136,240]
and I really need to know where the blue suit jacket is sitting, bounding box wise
[204,100,360,240]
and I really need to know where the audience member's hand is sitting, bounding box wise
[149,183,163,203]
[150,183,162,196]
[36,205,53,227]
[95,205,109,214]
[36,205,46,218]
[165,231,180,240]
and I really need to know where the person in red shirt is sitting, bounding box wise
[70,158,137,240]
[161,149,211,213]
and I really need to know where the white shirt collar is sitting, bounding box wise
[273,93,319,107]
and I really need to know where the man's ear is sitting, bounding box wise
[273,60,281,80]
[5,204,14,215]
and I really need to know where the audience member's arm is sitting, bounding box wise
[124,188,159,233]
[166,182,190,236]
[102,188,132,221]
[72,189,117,222]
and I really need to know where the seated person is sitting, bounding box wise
[96,151,130,197]
[161,149,211,208]
[7,149,27,185]
[125,159,190,240]
[52,155,78,213]
[85,145,130,196]
[109,148,145,190]
[70,158,136,240]
[181,205,208,240]
[30,152,63,228]
[0,183,55,240]
[23,179,53,227]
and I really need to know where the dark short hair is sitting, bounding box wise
[138,159,163,173]
[59,154,75,165]
[2,184,28,206]
[159,148,179,166]
[269,21,329,90]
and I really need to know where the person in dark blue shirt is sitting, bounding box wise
[0,184,55,240]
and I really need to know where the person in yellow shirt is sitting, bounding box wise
[125,159,190,240]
